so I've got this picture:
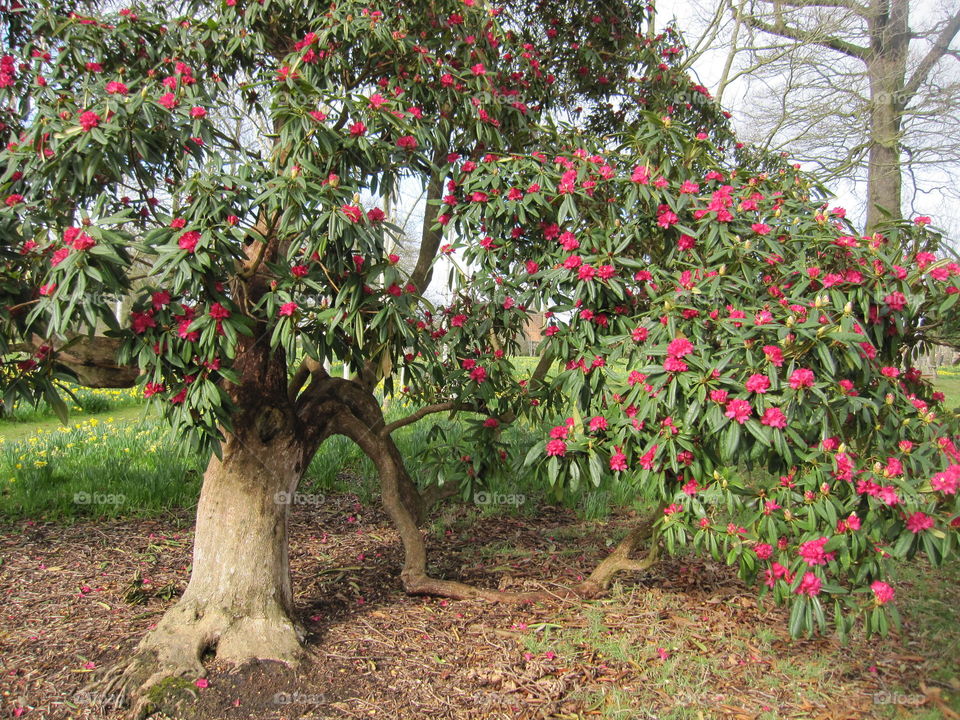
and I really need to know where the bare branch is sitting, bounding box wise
[380,402,459,437]
[901,8,960,108]
[730,0,869,59]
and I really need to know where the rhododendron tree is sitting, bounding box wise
[2,0,959,713]
[443,123,960,639]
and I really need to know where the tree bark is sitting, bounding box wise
[864,0,909,232]
[98,428,309,717]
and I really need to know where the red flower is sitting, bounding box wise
[788,368,815,389]
[158,92,177,109]
[190,106,206,118]
[905,511,933,533]
[178,231,200,252]
[798,537,831,566]
[279,302,298,317]
[609,450,628,471]
[763,345,784,367]
[79,110,100,131]
[760,407,787,428]
[5,194,24,206]
[366,207,385,223]
[795,572,822,596]
[745,374,770,394]
[724,399,751,424]
[143,381,165,397]
[105,81,128,95]
[396,135,417,150]
[667,337,693,358]
[341,205,363,222]
[50,247,71,266]
[209,302,230,320]
[545,438,566,457]
[349,121,367,136]
[870,581,894,604]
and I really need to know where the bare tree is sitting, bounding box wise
[726,0,960,232]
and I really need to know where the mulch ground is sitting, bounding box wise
[0,495,949,719]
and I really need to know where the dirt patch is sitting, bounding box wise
[0,496,954,719]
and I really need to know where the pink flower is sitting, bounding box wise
[396,135,418,150]
[870,581,895,604]
[760,407,787,429]
[710,389,729,404]
[638,445,658,470]
[158,92,177,109]
[754,543,773,559]
[724,399,752,424]
[880,366,899,378]
[349,121,367,136]
[745,374,770,394]
[190,106,206,118]
[341,205,363,222]
[105,81,128,95]
[50,247,71,266]
[631,165,650,184]
[798,537,831,566]
[178,231,200,252]
[657,208,678,228]
[609,451,628,471]
[545,439,567,457]
[795,572,822,596]
[751,223,771,235]
[209,302,230,320]
[667,337,694,358]
[194,678,209,689]
[905,511,933,533]
[39,283,57,296]
[279,302,297,317]
[931,465,960,495]
[663,356,688,373]
[788,368,815,389]
[78,110,100,131]
[763,345,784,367]
[143,381,165,397]
[469,366,487,383]
[589,416,608,432]
[884,291,907,311]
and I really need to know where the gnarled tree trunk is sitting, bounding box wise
[102,424,311,717]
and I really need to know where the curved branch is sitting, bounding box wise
[380,401,459,437]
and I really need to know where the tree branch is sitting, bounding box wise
[901,8,960,108]
[380,401,459,437]
[732,1,869,60]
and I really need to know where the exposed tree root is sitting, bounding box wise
[86,599,302,718]
[337,409,546,604]
[577,513,661,598]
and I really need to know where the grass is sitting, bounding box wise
[0,413,204,520]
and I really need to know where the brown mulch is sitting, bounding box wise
[0,496,944,719]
